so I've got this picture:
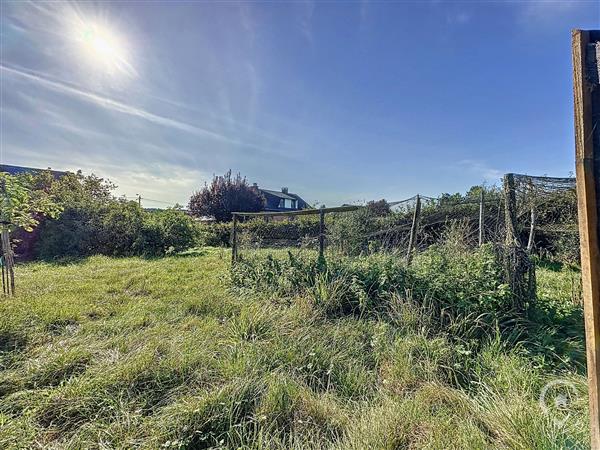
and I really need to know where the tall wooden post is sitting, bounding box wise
[526,180,536,253]
[503,173,533,308]
[1,263,6,295]
[573,29,600,448]
[527,206,536,253]
[319,209,325,259]
[1,226,14,295]
[231,214,238,264]
[406,195,421,264]
[504,173,519,248]
[479,189,485,247]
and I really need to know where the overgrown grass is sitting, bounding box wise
[0,247,589,449]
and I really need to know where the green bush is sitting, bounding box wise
[231,240,511,336]
[37,203,199,259]
[24,171,200,259]
[101,201,146,255]
[197,216,320,248]
[135,209,201,256]
[411,243,512,316]
[197,222,232,247]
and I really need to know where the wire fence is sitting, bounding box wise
[232,192,506,262]
[511,174,578,262]
[231,173,579,306]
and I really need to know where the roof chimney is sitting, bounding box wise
[281,187,288,194]
[252,183,259,191]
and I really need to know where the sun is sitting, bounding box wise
[73,22,135,78]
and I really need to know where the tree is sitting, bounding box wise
[0,172,61,232]
[366,199,391,216]
[0,172,61,294]
[188,170,265,222]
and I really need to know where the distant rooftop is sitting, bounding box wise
[258,188,297,201]
[0,164,67,179]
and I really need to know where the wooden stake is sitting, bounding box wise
[503,174,519,248]
[1,260,6,295]
[1,226,14,295]
[503,173,533,308]
[479,189,485,247]
[573,29,600,449]
[406,195,421,264]
[231,214,238,264]
[527,206,536,253]
[319,209,325,259]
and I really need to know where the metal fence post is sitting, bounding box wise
[406,195,421,264]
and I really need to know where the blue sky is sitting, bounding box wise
[1,1,599,207]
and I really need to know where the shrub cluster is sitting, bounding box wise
[198,217,320,247]
[37,203,199,258]
[231,241,513,339]
[17,171,199,259]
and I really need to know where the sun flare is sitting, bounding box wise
[73,22,134,78]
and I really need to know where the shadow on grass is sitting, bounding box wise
[36,255,93,266]
[23,247,214,266]
[0,330,27,353]
[536,258,580,273]
[522,303,585,372]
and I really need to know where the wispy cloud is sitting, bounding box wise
[1,64,222,140]
[5,141,209,205]
[359,0,370,32]
[295,0,315,45]
[0,63,284,156]
[516,0,595,26]
[456,160,504,184]
[446,11,471,26]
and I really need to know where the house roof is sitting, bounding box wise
[1,164,66,179]
[259,188,297,200]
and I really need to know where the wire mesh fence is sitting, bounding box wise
[511,174,578,263]
[230,173,580,307]
[232,191,507,263]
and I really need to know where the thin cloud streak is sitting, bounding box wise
[457,159,504,185]
[0,64,286,157]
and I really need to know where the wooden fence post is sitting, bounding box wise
[573,29,600,448]
[319,209,325,259]
[231,214,238,264]
[479,189,485,247]
[1,226,14,295]
[1,262,6,295]
[527,206,536,253]
[503,173,533,308]
[526,179,536,253]
[504,173,519,248]
[406,195,421,264]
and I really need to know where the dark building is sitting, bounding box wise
[1,164,66,179]
[253,184,310,212]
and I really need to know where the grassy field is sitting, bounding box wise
[0,248,590,449]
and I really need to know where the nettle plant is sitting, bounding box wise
[0,172,61,232]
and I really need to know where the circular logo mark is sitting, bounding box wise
[539,379,578,427]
